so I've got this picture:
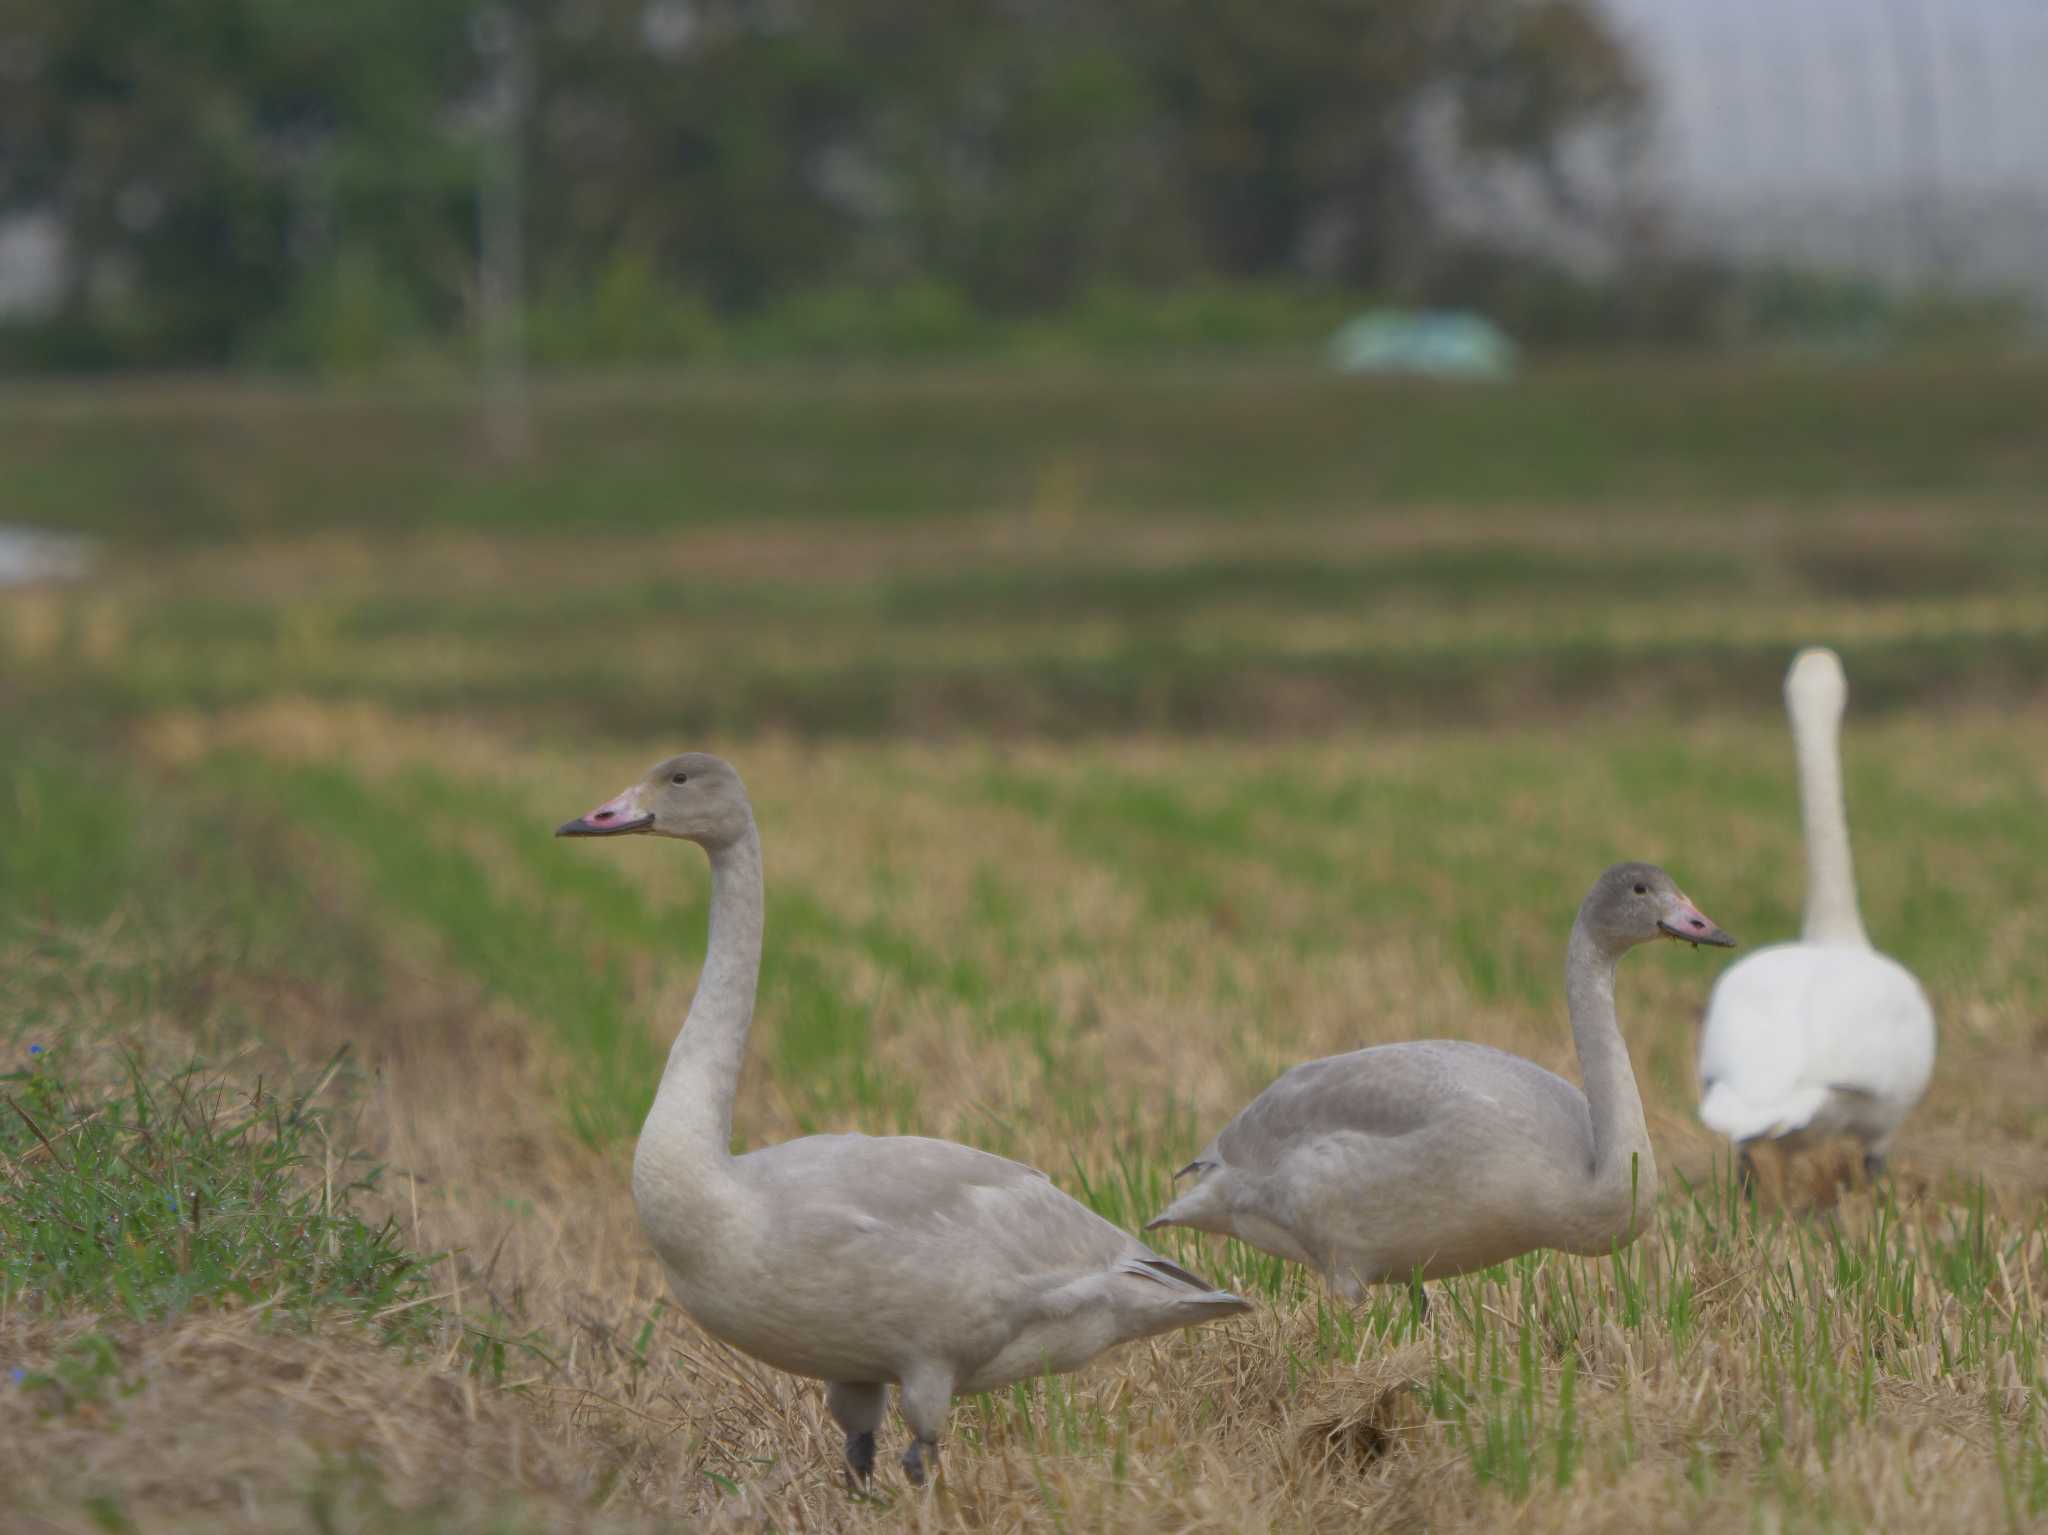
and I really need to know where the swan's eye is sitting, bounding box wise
[671,773,689,785]
[1632,883,1647,895]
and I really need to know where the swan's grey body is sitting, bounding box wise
[1149,864,1733,1300]
[558,754,1247,1485]
[1697,649,1936,1174]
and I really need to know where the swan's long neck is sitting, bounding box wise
[1791,700,1868,946]
[643,817,764,1173]
[1564,921,1655,1216]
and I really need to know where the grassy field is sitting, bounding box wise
[3,356,2046,1532]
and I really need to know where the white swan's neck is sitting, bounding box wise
[1564,922,1655,1215]
[642,817,764,1176]
[1790,697,1869,946]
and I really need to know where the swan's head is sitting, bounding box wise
[1581,862,1735,955]
[1784,647,1848,723]
[555,752,754,850]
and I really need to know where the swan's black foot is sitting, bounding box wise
[844,1430,876,1483]
[1736,1146,1759,1195]
[1863,1151,1888,1181]
[901,1437,937,1487]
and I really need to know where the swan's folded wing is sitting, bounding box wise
[744,1133,1135,1287]
[1208,1040,1573,1174]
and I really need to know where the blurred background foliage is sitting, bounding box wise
[1,0,1906,373]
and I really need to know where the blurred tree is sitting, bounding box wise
[523,1,1179,311]
[0,0,1642,368]
[1123,0,1641,286]
[528,0,1637,311]
[0,0,475,363]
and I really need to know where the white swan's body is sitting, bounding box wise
[1698,946,1933,1148]
[560,754,1247,1484]
[1149,864,1733,1300]
[1697,649,1935,1171]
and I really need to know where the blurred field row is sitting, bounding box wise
[9,544,2046,737]
[5,358,2046,738]
[6,356,2048,541]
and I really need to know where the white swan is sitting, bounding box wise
[1148,864,1732,1298]
[557,753,1249,1486]
[1696,648,1936,1177]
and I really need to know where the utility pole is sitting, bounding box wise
[475,4,530,461]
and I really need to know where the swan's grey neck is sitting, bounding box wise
[647,816,763,1169]
[1564,922,1655,1209]
[1791,700,1868,946]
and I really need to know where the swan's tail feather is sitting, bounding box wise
[1145,1188,1210,1233]
[1147,1152,1235,1233]
[1178,1289,1254,1320]
[1148,1156,1217,1227]
[1701,1079,1830,1143]
[1127,1254,1212,1291]
[1119,1255,1250,1317]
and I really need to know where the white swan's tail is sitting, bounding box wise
[1700,1079,1830,1143]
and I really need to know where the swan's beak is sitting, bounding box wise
[1658,894,1735,949]
[556,786,654,837]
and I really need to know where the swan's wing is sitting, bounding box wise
[742,1134,1233,1305]
[670,1136,1242,1387]
[1200,1040,1580,1176]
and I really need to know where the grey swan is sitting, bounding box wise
[1148,863,1733,1298]
[557,753,1249,1486]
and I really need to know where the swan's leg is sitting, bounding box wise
[1736,1141,1759,1195]
[896,1366,953,1487]
[826,1381,886,1484]
[1862,1134,1893,1182]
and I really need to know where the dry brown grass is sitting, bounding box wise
[6,703,2046,1533]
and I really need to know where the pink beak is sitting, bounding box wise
[556,786,653,838]
[1659,893,1735,948]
